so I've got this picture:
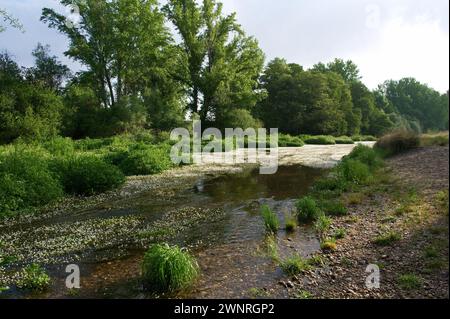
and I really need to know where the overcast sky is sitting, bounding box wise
[1,0,449,92]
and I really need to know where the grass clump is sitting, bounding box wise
[295,289,314,299]
[398,274,422,290]
[304,135,336,145]
[296,196,322,223]
[420,132,449,147]
[141,244,199,293]
[345,144,382,169]
[321,200,348,216]
[373,231,401,246]
[52,155,125,196]
[280,255,311,275]
[335,136,354,144]
[375,130,420,156]
[320,238,337,252]
[16,264,50,291]
[333,228,347,239]
[261,205,279,233]
[285,213,297,232]
[314,214,332,235]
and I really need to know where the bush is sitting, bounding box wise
[338,159,371,184]
[0,148,63,217]
[142,244,199,293]
[375,130,420,156]
[278,134,305,147]
[16,264,50,291]
[117,144,174,176]
[304,135,336,145]
[52,155,125,196]
[296,196,322,223]
[313,175,347,193]
[345,144,382,169]
[42,137,75,156]
[335,136,354,144]
[261,205,279,233]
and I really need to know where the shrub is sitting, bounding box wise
[304,135,336,145]
[0,148,63,216]
[278,134,305,147]
[338,159,371,184]
[313,175,347,193]
[296,196,322,223]
[42,137,75,156]
[375,130,420,156]
[361,135,377,141]
[335,136,354,144]
[142,244,199,293]
[52,155,125,196]
[346,144,382,169]
[118,144,174,176]
[373,231,401,246]
[280,255,311,275]
[16,264,50,291]
[261,205,279,233]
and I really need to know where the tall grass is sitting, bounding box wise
[375,130,420,156]
[261,205,279,233]
[304,135,336,145]
[142,244,199,293]
[296,196,322,223]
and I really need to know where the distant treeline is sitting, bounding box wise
[0,0,448,145]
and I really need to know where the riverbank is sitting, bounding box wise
[270,145,449,299]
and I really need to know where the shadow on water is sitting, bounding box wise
[7,165,325,299]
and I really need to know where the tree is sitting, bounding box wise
[0,53,64,143]
[0,8,23,33]
[25,43,71,92]
[381,78,448,132]
[257,58,359,136]
[164,0,264,127]
[312,58,361,83]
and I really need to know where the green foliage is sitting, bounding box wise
[314,214,332,235]
[285,214,297,232]
[321,200,348,216]
[420,132,449,147]
[374,231,401,246]
[375,130,420,156]
[261,205,279,233]
[16,264,50,291]
[296,196,322,223]
[345,144,382,169]
[0,147,63,217]
[335,136,354,144]
[339,159,371,184]
[304,135,336,145]
[52,155,125,196]
[280,255,311,275]
[398,274,422,290]
[333,228,347,239]
[141,244,199,293]
[116,144,174,176]
[320,238,337,251]
[277,134,305,147]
